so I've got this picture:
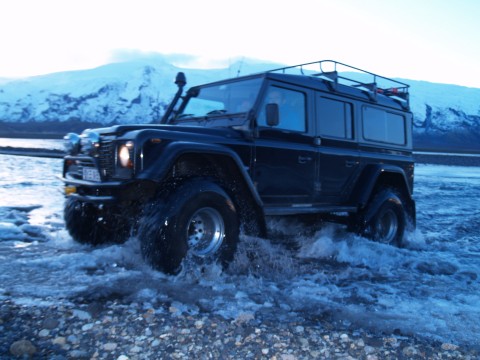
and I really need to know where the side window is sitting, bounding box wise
[362,106,406,145]
[258,86,306,132]
[317,97,353,139]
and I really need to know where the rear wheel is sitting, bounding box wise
[359,188,407,246]
[138,179,239,274]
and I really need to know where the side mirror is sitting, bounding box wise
[266,103,279,126]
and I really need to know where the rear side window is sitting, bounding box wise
[317,97,353,139]
[362,106,406,145]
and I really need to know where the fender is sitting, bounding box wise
[137,141,264,208]
[350,163,413,209]
[362,189,402,225]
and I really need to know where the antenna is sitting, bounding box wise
[236,57,244,77]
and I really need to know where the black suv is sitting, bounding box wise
[62,60,415,274]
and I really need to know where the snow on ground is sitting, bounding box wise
[0,152,479,348]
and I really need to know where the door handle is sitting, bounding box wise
[345,160,358,168]
[298,156,312,164]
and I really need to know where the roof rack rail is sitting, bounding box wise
[267,60,410,108]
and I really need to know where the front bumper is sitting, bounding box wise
[62,177,156,204]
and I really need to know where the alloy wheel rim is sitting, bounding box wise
[375,208,398,244]
[187,207,225,257]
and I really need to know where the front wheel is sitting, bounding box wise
[64,198,131,245]
[138,180,239,274]
[358,188,408,246]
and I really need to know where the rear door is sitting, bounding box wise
[315,94,360,203]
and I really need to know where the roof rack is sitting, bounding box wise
[267,60,410,108]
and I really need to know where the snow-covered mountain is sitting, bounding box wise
[406,79,480,151]
[0,55,275,125]
[0,54,479,151]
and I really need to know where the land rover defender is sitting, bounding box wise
[62,60,415,274]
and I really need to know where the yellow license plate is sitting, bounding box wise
[65,186,77,196]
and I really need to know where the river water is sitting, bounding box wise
[0,151,479,348]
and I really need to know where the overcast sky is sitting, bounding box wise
[1,0,479,88]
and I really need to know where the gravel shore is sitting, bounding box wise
[0,146,64,158]
[1,298,477,359]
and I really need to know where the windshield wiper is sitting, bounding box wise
[206,109,227,116]
[176,113,194,119]
[175,111,245,125]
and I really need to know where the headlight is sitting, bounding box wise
[63,133,81,155]
[118,141,134,168]
[80,130,101,156]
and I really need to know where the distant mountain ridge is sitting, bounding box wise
[0,54,479,152]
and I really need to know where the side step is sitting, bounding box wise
[264,205,356,216]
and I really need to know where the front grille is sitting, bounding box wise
[64,139,121,181]
[98,140,115,179]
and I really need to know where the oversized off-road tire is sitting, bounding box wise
[64,198,131,245]
[359,188,408,246]
[138,179,239,274]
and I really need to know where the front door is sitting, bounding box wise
[254,84,318,205]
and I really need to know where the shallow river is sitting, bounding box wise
[0,153,479,347]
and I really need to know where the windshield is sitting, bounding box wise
[177,77,263,119]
